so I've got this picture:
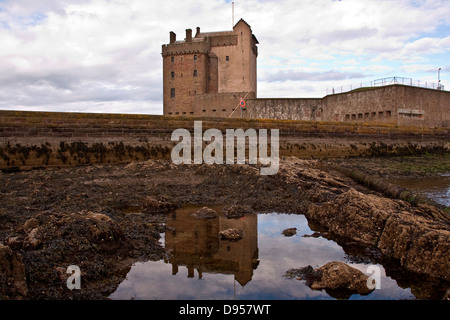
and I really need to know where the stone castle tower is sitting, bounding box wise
[161,19,258,117]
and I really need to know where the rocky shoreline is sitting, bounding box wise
[0,156,449,299]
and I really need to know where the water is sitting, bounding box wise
[388,173,450,207]
[110,208,415,300]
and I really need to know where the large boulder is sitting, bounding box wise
[378,212,450,282]
[286,261,374,299]
[306,188,400,246]
[310,261,374,299]
[305,188,450,281]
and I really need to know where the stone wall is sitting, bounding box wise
[245,85,450,128]
[194,91,256,118]
[246,98,323,121]
[323,85,450,127]
[0,110,448,170]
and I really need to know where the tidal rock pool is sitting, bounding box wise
[110,208,416,300]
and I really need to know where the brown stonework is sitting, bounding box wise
[162,19,258,118]
[246,85,450,128]
[0,110,448,170]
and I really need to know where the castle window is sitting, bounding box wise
[379,111,384,118]
[194,55,197,61]
[386,110,392,117]
[171,56,174,63]
[226,56,229,62]
[170,88,175,98]
[171,71,174,79]
[193,69,197,77]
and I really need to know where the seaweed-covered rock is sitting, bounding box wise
[378,212,450,282]
[0,243,28,299]
[286,261,374,299]
[310,262,374,298]
[219,229,244,241]
[306,188,450,282]
[282,228,297,237]
[306,188,398,246]
[225,205,253,219]
[142,196,176,214]
[191,207,218,219]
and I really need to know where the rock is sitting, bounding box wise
[0,243,28,299]
[284,265,321,287]
[86,211,112,223]
[142,196,176,214]
[378,212,450,282]
[27,228,41,249]
[285,262,374,299]
[191,207,218,219]
[23,218,39,231]
[310,262,374,299]
[303,231,323,238]
[295,261,374,299]
[305,187,450,281]
[306,188,402,246]
[311,262,372,291]
[225,205,253,219]
[82,212,122,243]
[282,228,297,237]
[219,229,244,241]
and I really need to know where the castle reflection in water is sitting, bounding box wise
[164,206,259,287]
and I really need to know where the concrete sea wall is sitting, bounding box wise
[246,85,450,128]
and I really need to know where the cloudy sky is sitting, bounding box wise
[1,0,449,115]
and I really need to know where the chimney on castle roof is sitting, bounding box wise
[170,31,176,44]
[195,27,200,37]
[186,28,192,42]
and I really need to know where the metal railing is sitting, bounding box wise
[327,76,445,95]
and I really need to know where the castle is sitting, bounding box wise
[162,20,450,128]
[161,19,258,118]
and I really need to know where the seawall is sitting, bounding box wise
[0,110,449,170]
[246,85,450,128]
